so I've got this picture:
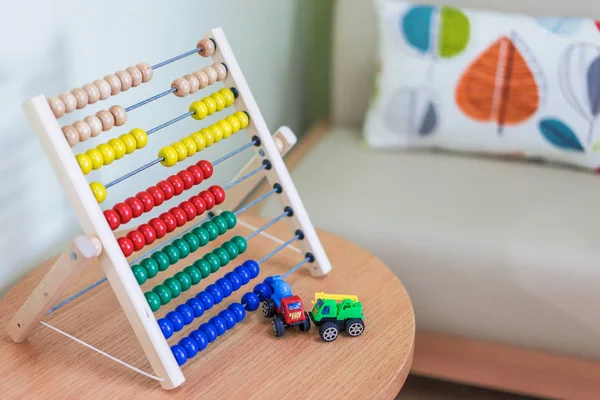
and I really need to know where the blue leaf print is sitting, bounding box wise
[587,56,600,117]
[539,118,584,152]
[537,17,582,35]
[401,6,434,54]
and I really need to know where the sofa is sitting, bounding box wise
[260,0,600,398]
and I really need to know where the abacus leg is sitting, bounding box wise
[7,236,102,343]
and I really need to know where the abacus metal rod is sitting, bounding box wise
[234,187,279,216]
[151,47,202,70]
[245,210,290,241]
[282,256,311,278]
[212,139,258,166]
[125,88,176,112]
[258,233,301,265]
[223,164,267,191]
[147,111,195,135]
[46,277,108,315]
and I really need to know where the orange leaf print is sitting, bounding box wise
[456,34,541,133]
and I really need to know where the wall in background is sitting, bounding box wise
[0,0,309,296]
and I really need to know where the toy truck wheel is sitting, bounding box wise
[262,299,276,318]
[319,321,339,342]
[271,315,285,337]
[345,318,365,337]
[299,312,311,332]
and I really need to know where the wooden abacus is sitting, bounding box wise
[7,27,332,390]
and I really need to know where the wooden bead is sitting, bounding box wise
[172,78,191,97]
[48,97,65,118]
[59,92,77,113]
[184,74,200,94]
[74,120,92,142]
[212,63,227,81]
[204,67,218,85]
[193,70,209,89]
[93,79,112,100]
[96,110,115,131]
[197,39,215,57]
[71,88,89,109]
[83,83,100,104]
[104,74,121,96]
[84,116,103,137]
[115,70,132,91]
[109,105,127,126]
[136,63,153,83]
[62,125,79,146]
[126,66,143,87]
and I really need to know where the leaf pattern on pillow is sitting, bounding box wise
[539,118,584,152]
[385,87,438,136]
[537,17,582,35]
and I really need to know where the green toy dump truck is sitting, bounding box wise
[308,292,365,342]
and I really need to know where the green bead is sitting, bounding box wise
[174,271,192,292]
[213,248,230,267]
[163,244,181,265]
[152,285,172,305]
[220,211,237,229]
[151,251,171,272]
[231,236,248,254]
[145,291,161,312]
[141,258,160,278]
[203,253,221,273]
[173,239,190,259]
[183,233,200,253]
[211,216,228,235]
[131,265,148,285]
[201,222,219,241]
[184,265,202,285]
[222,241,239,260]
[194,260,212,278]
[164,277,182,299]
[192,227,210,246]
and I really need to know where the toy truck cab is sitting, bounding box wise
[261,276,310,337]
[309,292,365,342]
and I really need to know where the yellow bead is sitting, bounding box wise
[201,128,214,147]
[234,111,250,129]
[90,182,107,203]
[211,93,225,112]
[172,141,188,161]
[190,132,206,151]
[158,146,178,167]
[86,148,104,170]
[97,143,116,166]
[108,138,126,160]
[210,124,224,142]
[181,137,197,157]
[226,115,241,134]
[220,88,235,107]
[130,128,148,149]
[76,154,93,175]
[190,101,208,120]
[202,97,217,115]
[120,134,137,154]
[218,120,233,139]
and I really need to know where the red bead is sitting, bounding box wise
[147,186,165,207]
[149,218,167,239]
[170,207,188,227]
[167,175,185,196]
[127,230,146,251]
[197,160,213,179]
[189,195,207,216]
[125,197,144,218]
[179,201,196,221]
[200,190,215,210]
[114,202,133,225]
[186,165,204,185]
[103,209,121,230]
[160,212,178,233]
[136,191,155,212]
[118,237,134,257]
[208,185,226,205]
[177,170,195,190]
[138,224,157,245]
[157,180,175,200]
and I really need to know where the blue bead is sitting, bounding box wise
[186,297,205,318]
[234,266,251,284]
[228,303,246,322]
[166,311,185,332]
[179,337,199,359]
[219,309,236,329]
[206,284,224,304]
[190,329,209,351]
[175,304,195,325]
[209,316,227,336]
[263,276,275,286]
[196,291,214,310]
[199,322,218,343]
[225,271,242,291]
[171,345,188,366]
[216,278,233,297]
[241,292,260,312]
[243,260,260,278]
[253,283,273,301]
[158,318,174,339]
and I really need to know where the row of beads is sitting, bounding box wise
[117,185,225,257]
[62,105,129,148]
[172,63,228,98]
[157,260,260,340]
[104,160,213,230]
[189,88,236,121]
[76,128,148,175]
[159,110,249,168]
[49,63,152,119]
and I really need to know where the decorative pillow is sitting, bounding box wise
[364,0,600,170]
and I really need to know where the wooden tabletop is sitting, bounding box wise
[0,216,414,399]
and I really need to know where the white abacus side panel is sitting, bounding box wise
[23,96,184,390]
[207,27,333,277]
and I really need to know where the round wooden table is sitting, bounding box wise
[0,217,414,399]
